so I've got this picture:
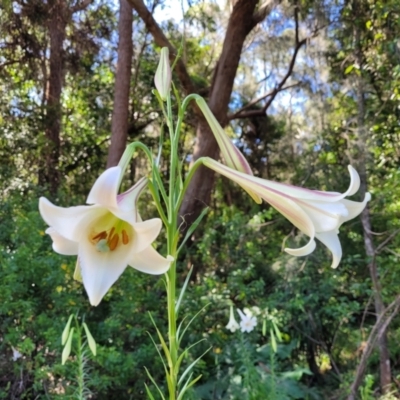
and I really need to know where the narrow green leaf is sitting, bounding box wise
[177,207,209,254]
[82,322,96,356]
[146,332,169,376]
[178,346,211,387]
[175,339,206,374]
[262,319,266,337]
[144,367,166,400]
[148,313,173,369]
[176,315,188,342]
[177,374,202,400]
[175,265,193,315]
[144,383,156,400]
[62,327,74,365]
[178,303,210,345]
[272,320,282,342]
[270,329,277,353]
[61,315,74,345]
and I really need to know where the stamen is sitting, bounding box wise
[122,229,129,245]
[108,227,115,240]
[108,234,119,251]
[92,231,107,241]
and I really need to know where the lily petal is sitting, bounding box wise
[87,166,121,209]
[339,193,371,225]
[78,235,132,306]
[196,98,262,204]
[129,245,173,274]
[45,228,79,255]
[130,219,162,253]
[205,159,361,204]
[316,231,342,269]
[39,197,100,242]
[114,177,148,224]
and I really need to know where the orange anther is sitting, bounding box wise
[108,227,115,240]
[108,234,119,251]
[92,231,107,241]
[122,229,129,245]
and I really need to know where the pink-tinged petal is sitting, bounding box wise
[315,232,342,269]
[86,166,121,209]
[205,159,361,204]
[130,218,162,253]
[39,197,101,242]
[78,236,131,306]
[113,177,148,224]
[129,246,173,274]
[45,228,78,255]
[204,157,317,252]
[196,99,262,204]
[269,165,360,202]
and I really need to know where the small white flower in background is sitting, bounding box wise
[12,346,22,361]
[226,306,240,333]
[237,309,257,333]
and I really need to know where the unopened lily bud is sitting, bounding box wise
[154,47,171,101]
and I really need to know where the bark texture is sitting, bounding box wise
[178,0,260,227]
[39,0,92,194]
[350,15,392,394]
[40,0,67,194]
[106,0,133,168]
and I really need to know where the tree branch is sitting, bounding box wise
[231,3,315,120]
[347,296,400,400]
[127,0,196,95]
[252,0,282,26]
[228,83,300,120]
[71,0,92,13]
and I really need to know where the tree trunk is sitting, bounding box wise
[40,0,67,195]
[178,0,259,226]
[107,0,133,168]
[353,16,392,394]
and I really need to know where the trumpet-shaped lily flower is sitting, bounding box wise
[39,167,173,306]
[226,306,240,333]
[237,309,257,333]
[203,158,370,269]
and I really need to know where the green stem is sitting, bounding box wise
[175,157,206,211]
[76,322,84,400]
[166,91,179,400]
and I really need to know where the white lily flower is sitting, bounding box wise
[237,309,257,333]
[39,166,173,306]
[203,158,370,268]
[226,306,240,333]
